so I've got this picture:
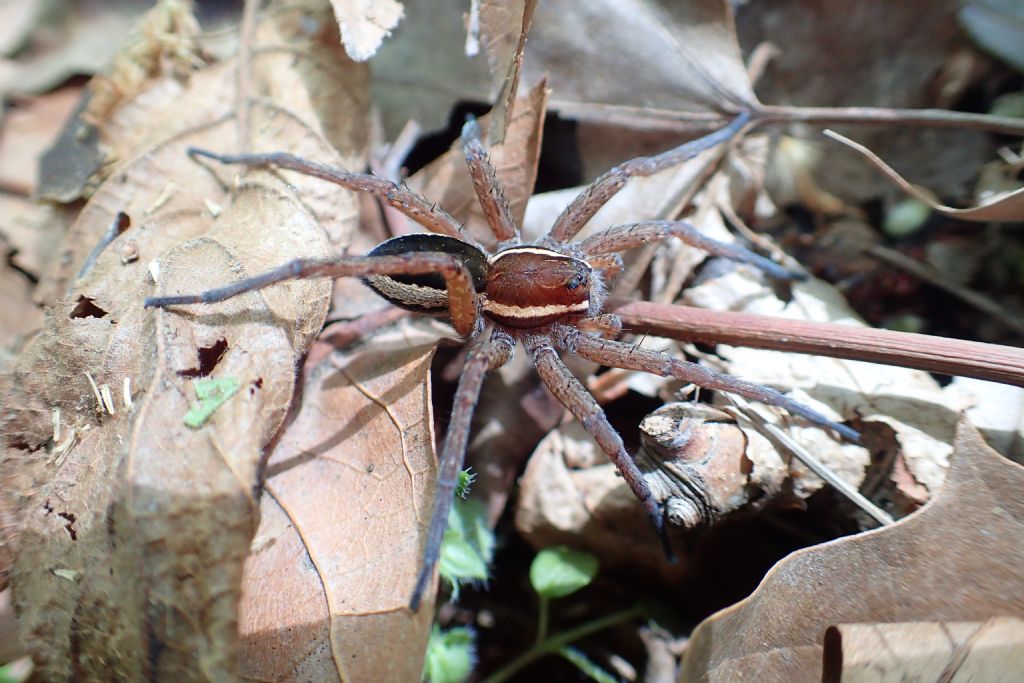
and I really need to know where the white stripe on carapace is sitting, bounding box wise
[487,246,570,264]
[366,275,448,310]
[482,298,590,320]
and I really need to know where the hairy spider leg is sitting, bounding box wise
[460,118,520,243]
[545,112,751,244]
[579,220,803,281]
[526,336,675,559]
[144,252,481,337]
[410,329,514,611]
[186,148,471,242]
[558,325,860,443]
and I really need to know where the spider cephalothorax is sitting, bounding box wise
[145,111,858,611]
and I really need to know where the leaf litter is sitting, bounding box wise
[1,0,1022,681]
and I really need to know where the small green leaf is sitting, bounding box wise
[439,499,494,597]
[558,646,620,683]
[423,625,476,683]
[183,377,240,428]
[882,198,931,238]
[530,546,599,599]
[455,468,476,499]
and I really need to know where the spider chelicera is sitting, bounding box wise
[144,111,858,611]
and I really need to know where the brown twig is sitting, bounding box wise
[552,102,1024,137]
[612,300,1024,387]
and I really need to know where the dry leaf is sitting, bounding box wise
[330,0,403,62]
[825,129,1024,222]
[680,419,1024,682]
[736,0,992,203]
[823,617,1024,682]
[0,85,81,194]
[525,0,756,119]
[477,0,537,144]
[239,336,436,682]
[0,7,365,678]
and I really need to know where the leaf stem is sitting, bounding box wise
[482,605,642,683]
[534,596,549,649]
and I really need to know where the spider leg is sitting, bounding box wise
[525,336,674,559]
[544,112,750,244]
[410,328,514,611]
[578,220,802,281]
[144,252,481,337]
[460,118,520,243]
[186,148,469,241]
[556,322,860,443]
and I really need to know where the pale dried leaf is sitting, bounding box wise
[525,0,756,118]
[239,337,436,682]
[823,617,1024,682]
[680,419,1024,682]
[825,129,1024,222]
[330,0,403,62]
[1,10,364,678]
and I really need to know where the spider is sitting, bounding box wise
[144,110,858,611]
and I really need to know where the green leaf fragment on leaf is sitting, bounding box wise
[530,546,599,599]
[183,377,241,428]
[423,625,476,683]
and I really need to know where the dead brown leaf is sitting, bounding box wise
[239,337,437,682]
[680,419,1024,682]
[477,0,536,145]
[1,5,367,678]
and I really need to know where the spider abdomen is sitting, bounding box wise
[364,234,488,314]
[483,246,592,328]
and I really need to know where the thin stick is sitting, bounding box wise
[612,301,1024,387]
[725,396,894,526]
[868,245,1024,336]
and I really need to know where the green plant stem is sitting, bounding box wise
[482,605,642,683]
[534,597,549,648]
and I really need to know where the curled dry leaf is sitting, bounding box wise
[0,10,365,679]
[825,129,1024,222]
[680,419,1024,681]
[240,335,437,682]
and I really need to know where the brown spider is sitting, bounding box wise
[144,111,858,611]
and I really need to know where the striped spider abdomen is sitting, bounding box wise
[364,233,488,315]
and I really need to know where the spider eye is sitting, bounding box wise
[565,272,588,290]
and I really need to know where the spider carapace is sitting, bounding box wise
[145,112,859,611]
